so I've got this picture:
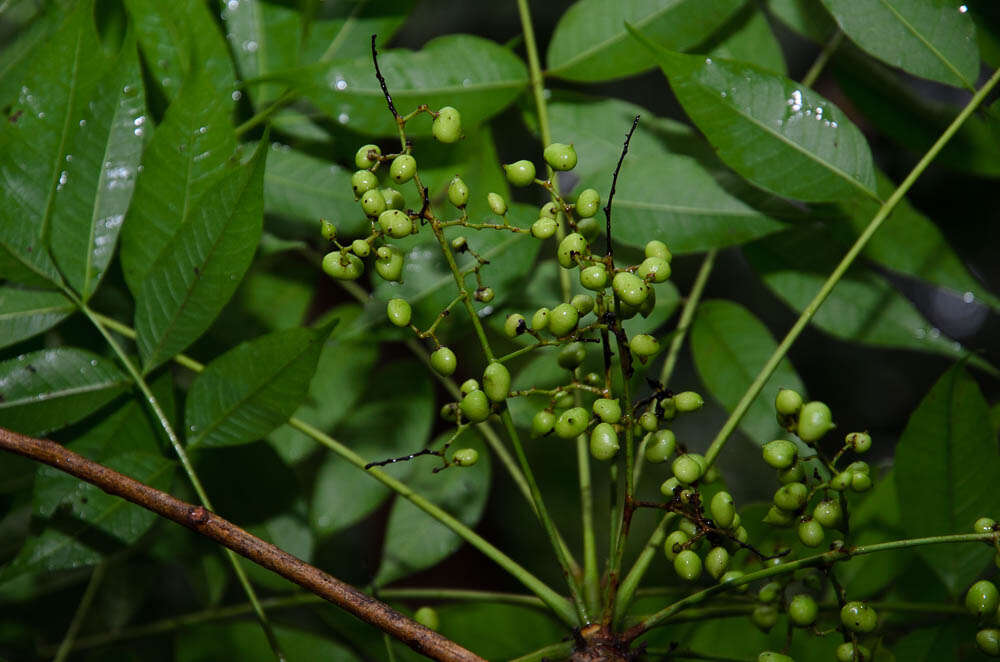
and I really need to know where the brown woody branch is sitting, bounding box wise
[0,426,485,662]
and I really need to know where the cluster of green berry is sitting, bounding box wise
[964,515,1000,656]
[755,599,878,661]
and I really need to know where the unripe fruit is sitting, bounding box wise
[386,298,411,327]
[448,176,469,207]
[351,239,371,257]
[544,142,578,171]
[659,397,677,420]
[762,440,798,469]
[539,202,558,219]
[751,605,779,632]
[966,580,1000,616]
[850,472,873,492]
[830,470,853,491]
[674,391,704,412]
[430,347,457,376]
[777,463,805,484]
[705,546,729,579]
[612,272,649,306]
[571,294,594,316]
[674,549,702,581]
[660,477,681,498]
[322,250,364,280]
[374,245,404,281]
[758,652,794,662]
[710,491,736,528]
[797,517,824,547]
[720,570,746,589]
[389,154,416,183]
[531,307,550,331]
[378,209,413,238]
[475,287,494,303]
[638,410,658,432]
[320,219,337,241]
[557,233,588,268]
[663,530,689,560]
[812,499,842,528]
[483,362,511,403]
[576,188,600,218]
[788,594,818,626]
[432,106,462,143]
[593,398,622,423]
[775,388,803,416]
[382,187,405,210]
[487,192,507,215]
[554,391,575,409]
[460,389,490,422]
[531,218,557,239]
[355,143,381,169]
[413,606,439,631]
[557,342,587,369]
[532,410,556,437]
[504,160,536,187]
[351,169,378,197]
[773,482,808,512]
[453,448,479,466]
[630,334,659,357]
[758,582,781,604]
[672,454,703,484]
[763,505,796,527]
[638,256,671,283]
[360,188,387,217]
[975,517,997,534]
[644,429,677,464]
[977,629,1000,657]
[580,264,608,290]
[678,518,698,538]
[835,643,870,662]
[555,407,590,439]
[590,422,620,460]
[840,601,877,633]
[460,379,479,395]
[846,431,872,453]
[453,235,468,250]
[548,303,580,337]
[644,240,671,261]
[504,313,526,338]
[796,401,834,442]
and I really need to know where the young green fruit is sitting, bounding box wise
[644,429,676,464]
[452,448,479,467]
[840,601,877,633]
[374,245,404,281]
[557,233,588,268]
[663,530,689,560]
[763,505,796,527]
[531,307,550,331]
[460,379,479,395]
[977,629,1000,657]
[487,192,507,215]
[503,313,526,338]
[430,347,457,376]
[835,643,870,662]
[322,251,364,280]
[758,652,794,662]
[774,388,803,416]
[812,499,842,528]
[351,239,370,257]
[532,410,556,437]
[475,287,494,303]
[762,440,798,469]
[830,470,853,491]
[674,391,703,412]
[612,272,649,306]
[966,580,1000,616]
[355,143,381,169]
[710,491,736,528]
[720,570,746,589]
[413,605,439,631]
[389,154,417,183]
[571,294,594,316]
[548,303,580,337]
[351,169,378,197]
[432,106,462,143]
[846,431,872,453]
[672,454,703,485]
[674,549,702,581]
[637,256,671,283]
[777,463,805,484]
[797,517,824,547]
[378,209,413,238]
[447,176,469,207]
[638,410,658,432]
[592,398,622,423]
[459,389,490,423]
[975,517,997,534]
[788,594,818,626]
[543,142,578,171]
[483,362,511,403]
[320,219,337,241]
[539,202,558,219]
[796,400,834,442]
[580,264,608,291]
[630,334,659,357]
[382,187,405,210]
[555,407,590,439]
[758,582,781,604]
[360,188,387,217]
[531,218,557,239]
[850,471,873,492]
[553,391,575,409]
[557,342,587,369]
[589,422,620,460]
[751,605,779,632]
[504,160,536,187]
[575,188,600,218]
[773,482,808,512]
[705,546,729,579]
[386,298,411,327]
[644,240,671,261]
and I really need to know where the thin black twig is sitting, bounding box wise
[603,115,640,258]
[365,448,442,470]
[371,34,399,120]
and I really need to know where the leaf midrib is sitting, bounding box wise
[0,377,128,410]
[875,0,971,89]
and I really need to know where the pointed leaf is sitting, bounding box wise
[629,27,878,202]
[895,364,1000,593]
[375,430,490,586]
[690,299,807,444]
[134,141,267,371]
[290,34,528,136]
[0,287,74,350]
[186,324,334,448]
[0,3,63,109]
[820,0,979,88]
[707,5,787,74]
[263,147,362,235]
[223,0,301,107]
[299,0,414,63]
[0,348,129,436]
[546,0,746,82]
[119,67,238,294]
[765,0,838,42]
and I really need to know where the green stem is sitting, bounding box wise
[702,65,1000,470]
[52,561,107,662]
[577,429,600,615]
[800,30,843,89]
[234,88,297,137]
[611,511,676,627]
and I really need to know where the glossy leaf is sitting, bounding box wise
[0,287,74,350]
[176,622,358,662]
[820,0,979,88]
[291,34,528,136]
[630,27,879,202]
[548,98,788,253]
[375,430,490,586]
[134,140,267,371]
[892,626,961,661]
[310,361,433,537]
[0,348,130,436]
[436,602,564,661]
[707,5,787,75]
[0,3,62,110]
[690,299,807,444]
[895,364,1000,593]
[299,0,414,63]
[185,324,333,448]
[119,67,238,294]
[546,0,746,82]
[765,0,837,42]
[263,146,363,236]
[48,34,145,300]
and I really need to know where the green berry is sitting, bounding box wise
[531,218,557,239]
[975,517,997,534]
[504,160,536,187]
[762,440,798,469]
[460,379,479,395]
[775,388,803,416]
[835,643,870,662]
[840,601,877,633]
[351,169,378,197]
[638,411,658,432]
[788,594,818,626]
[320,219,337,241]
[763,505,796,527]
[432,106,462,143]
[705,546,729,579]
[351,239,371,257]
[663,530,689,560]
[389,154,416,184]
[966,580,1000,616]
[644,240,671,261]
[459,389,490,423]
[710,491,736,528]
[361,188,387,217]
[630,334,659,357]
[593,398,622,423]
[557,233,588,268]
[672,454,703,485]
[430,347,457,376]
[531,307,550,331]
[452,448,479,467]
[813,499,842,528]
[553,391,575,409]
[773,482,808,512]
[355,144,381,169]
[777,463,805,484]
[322,250,364,280]
[378,209,413,238]
[637,256,671,283]
[674,549,702,581]
[448,176,469,207]
[977,629,1000,657]
[543,142,577,171]
[487,192,507,215]
[504,313,526,338]
[846,431,872,453]
[382,187,405,210]
[532,410,556,437]
[830,470,853,491]
[850,472,873,492]
[575,188,600,218]
[475,287,494,303]
[720,570,746,589]
[483,362,511,403]
[612,272,648,306]
[571,294,594,316]
[557,342,587,369]
[589,422,620,460]
[674,391,704,413]
[751,605,779,632]
[660,477,682,498]
[440,402,458,422]
[539,202,558,219]
[796,401,834,443]
[678,518,698,538]
[758,652,794,662]
[413,605,439,631]
[386,298,411,327]
[548,303,580,337]
[797,517,824,547]
[644,429,676,464]
[758,582,781,604]
[374,245,404,281]
[579,264,608,291]
[555,407,590,439]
